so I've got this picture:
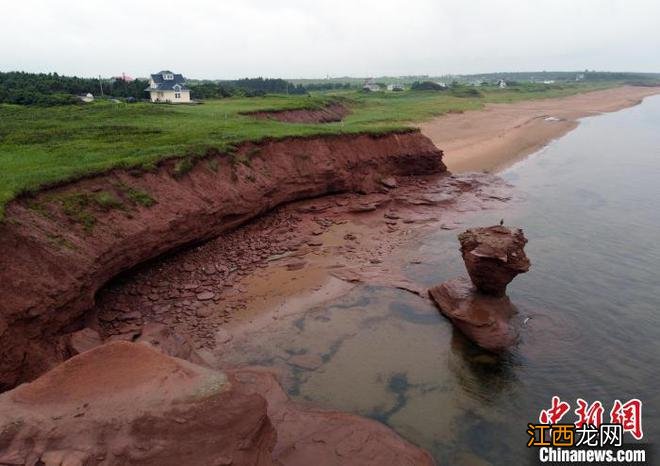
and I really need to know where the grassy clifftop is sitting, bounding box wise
[0,82,613,218]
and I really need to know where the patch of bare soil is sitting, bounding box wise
[244,102,350,123]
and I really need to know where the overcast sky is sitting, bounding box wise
[3,0,659,79]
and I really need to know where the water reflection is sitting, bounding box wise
[449,332,520,404]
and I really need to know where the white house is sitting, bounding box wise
[387,83,405,91]
[362,78,382,92]
[363,83,381,92]
[146,70,191,103]
[497,79,508,88]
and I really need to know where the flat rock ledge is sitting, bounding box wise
[0,340,435,466]
[429,277,519,352]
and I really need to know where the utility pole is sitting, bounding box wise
[99,75,104,97]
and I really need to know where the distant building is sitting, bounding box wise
[387,83,405,91]
[542,80,555,84]
[362,79,382,92]
[435,82,448,88]
[79,93,94,103]
[497,79,507,88]
[113,72,135,82]
[146,70,191,103]
[576,73,585,81]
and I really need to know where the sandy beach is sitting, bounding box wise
[420,85,660,173]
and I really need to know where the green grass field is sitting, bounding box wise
[0,82,614,218]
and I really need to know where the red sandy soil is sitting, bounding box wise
[420,85,660,173]
[243,102,350,123]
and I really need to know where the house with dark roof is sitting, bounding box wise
[146,70,190,103]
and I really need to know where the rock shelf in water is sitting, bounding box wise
[429,225,530,351]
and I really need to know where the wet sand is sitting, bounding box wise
[420,85,660,173]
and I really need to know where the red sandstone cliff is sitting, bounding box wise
[0,131,444,390]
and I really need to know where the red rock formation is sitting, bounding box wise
[0,341,435,465]
[429,277,519,352]
[0,131,445,390]
[429,225,530,351]
[0,342,276,466]
[458,225,530,296]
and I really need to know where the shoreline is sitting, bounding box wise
[2,85,657,464]
[91,173,513,352]
[82,86,660,356]
[419,85,660,173]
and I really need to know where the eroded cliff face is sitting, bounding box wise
[0,131,445,390]
[243,102,350,123]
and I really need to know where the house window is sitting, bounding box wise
[163,73,174,80]
[175,93,181,98]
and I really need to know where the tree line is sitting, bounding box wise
[188,77,307,98]
[0,71,361,106]
[0,71,148,106]
[188,77,351,98]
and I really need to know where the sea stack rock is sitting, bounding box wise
[429,225,530,352]
[459,226,530,297]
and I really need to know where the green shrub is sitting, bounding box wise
[126,188,155,207]
[59,193,96,231]
[173,158,194,177]
[450,87,483,98]
[141,161,158,172]
[93,191,123,210]
[411,81,447,91]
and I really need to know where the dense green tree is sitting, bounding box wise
[0,71,148,105]
[411,81,446,91]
